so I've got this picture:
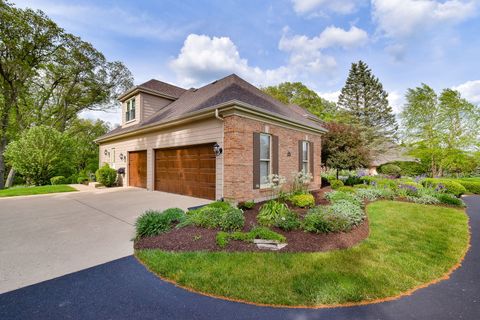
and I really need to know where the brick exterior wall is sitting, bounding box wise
[223,115,322,203]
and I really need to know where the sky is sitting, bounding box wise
[13,0,480,126]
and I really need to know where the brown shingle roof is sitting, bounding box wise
[137,79,186,98]
[98,74,326,141]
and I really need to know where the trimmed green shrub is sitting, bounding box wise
[238,200,255,210]
[337,186,356,193]
[275,210,301,231]
[50,176,67,185]
[289,193,315,208]
[303,201,365,233]
[135,208,185,238]
[434,193,466,207]
[219,207,245,231]
[421,178,466,197]
[353,184,369,189]
[95,164,117,187]
[456,181,480,194]
[257,200,291,226]
[344,175,362,186]
[325,191,362,207]
[378,164,402,177]
[330,179,344,190]
[390,161,427,176]
[77,176,89,184]
[216,231,230,248]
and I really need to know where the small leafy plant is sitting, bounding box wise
[329,179,344,190]
[50,176,67,185]
[135,208,185,238]
[257,200,291,226]
[238,200,255,210]
[289,193,315,208]
[95,164,117,187]
[216,226,286,248]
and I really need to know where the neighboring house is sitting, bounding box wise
[368,143,418,175]
[96,74,326,202]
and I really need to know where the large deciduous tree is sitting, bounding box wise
[337,60,398,143]
[321,122,371,178]
[0,1,133,188]
[401,84,480,177]
[262,82,337,120]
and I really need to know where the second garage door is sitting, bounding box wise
[155,144,216,200]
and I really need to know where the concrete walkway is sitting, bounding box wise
[0,188,209,293]
[0,196,478,319]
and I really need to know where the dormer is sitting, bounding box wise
[118,79,186,127]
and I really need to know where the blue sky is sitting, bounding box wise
[14,0,480,125]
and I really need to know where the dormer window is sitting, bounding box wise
[126,98,136,122]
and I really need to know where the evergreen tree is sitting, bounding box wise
[338,61,398,141]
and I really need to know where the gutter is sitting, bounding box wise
[96,100,326,143]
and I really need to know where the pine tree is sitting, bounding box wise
[338,61,398,141]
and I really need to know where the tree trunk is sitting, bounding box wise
[5,167,15,188]
[336,168,339,180]
[0,135,6,189]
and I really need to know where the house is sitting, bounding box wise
[96,74,327,202]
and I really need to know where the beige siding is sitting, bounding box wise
[140,92,172,120]
[99,118,224,200]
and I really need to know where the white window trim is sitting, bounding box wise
[125,98,136,122]
[302,141,310,174]
[259,133,272,189]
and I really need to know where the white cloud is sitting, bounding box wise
[79,109,121,127]
[453,80,480,104]
[318,90,341,103]
[372,0,478,39]
[387,91,405,113]
[291,0,360,15]
[170,27,367,87]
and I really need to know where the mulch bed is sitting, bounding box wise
[134,187,370,253]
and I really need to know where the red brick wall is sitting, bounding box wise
[223,115,322,202]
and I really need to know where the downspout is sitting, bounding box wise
[215,109,225,201]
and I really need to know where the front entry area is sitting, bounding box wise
[128,150,147,188]
[154,144,216,200]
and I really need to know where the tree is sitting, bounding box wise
[4,126,73,185]
[66,118,110,173]
[337,61,398,142]
[262,82,337,120]
[321,122,371,178]
[0,2,133,188]
[401,84,480,177]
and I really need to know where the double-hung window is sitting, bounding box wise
[259,133,271,186]
[126,98,136,121]
[302,141,310,173]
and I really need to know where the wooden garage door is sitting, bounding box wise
[129,151,147,188]
[155,144,216,200]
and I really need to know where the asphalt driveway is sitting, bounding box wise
[0,188,210,293]
[0,196,478,320]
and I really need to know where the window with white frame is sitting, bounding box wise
[302,141,310,173]
[259,133,271,186]
[125,98,136,121]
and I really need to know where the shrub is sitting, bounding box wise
[77,176,89,184]
[135,208,185,238]
[217,226,286,248]
[356,188,395,201]
[337,186,356,193]
[303,201,365,233]
[421,179,466,197]
[238,200,255,210]
[360,176,397,189]
[456,181,480,194]
[353,184,369,189]
[95,164,117,187]
[179,201,237,230]
[406,195,440,205]
[378,164,402,177]
[289,193,315,208]
[50,176,67,185]
[396,184,420,197]
[275,210,301,231]
[330,179,344,189]
[390,161,427,176]
[325,191,362,207]
[290,171,313,195]
[257,200,291,226]
[344,175,362,186]
[434,193,466,207]
[219,207,245,231]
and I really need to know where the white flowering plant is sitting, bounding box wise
[290,171,313,195]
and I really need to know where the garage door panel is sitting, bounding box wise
[154,144,216,200]
[129,151,147,188]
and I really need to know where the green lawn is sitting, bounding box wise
[136,201,469,306]
[0,185,77,197]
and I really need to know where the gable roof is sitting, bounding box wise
[118,79,186,101]
[98,74,327,142]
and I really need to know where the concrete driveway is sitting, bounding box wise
[0,188,210,294]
